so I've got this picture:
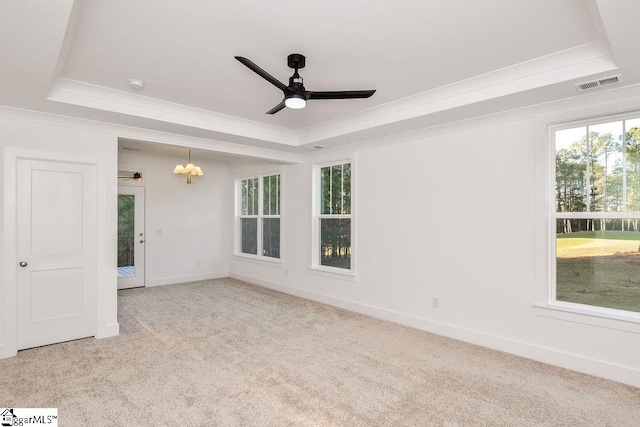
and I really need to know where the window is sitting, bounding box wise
[553,114,640,315]
[238,173,281,259]
[314,161,352,272]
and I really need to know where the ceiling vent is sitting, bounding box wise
[575,74,622,92]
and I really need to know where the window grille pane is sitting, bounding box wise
[555,127,588,213]
[589,121,623,212]
[263,174,280,216]
[320,166,331,215]
[626,118,640,212]
[249,178,258,215]
[320,164,350,215]
[331,164,343,214]
[241,179,248,215]
[556,218,640,313]
[263,175,270,215]
[343,163,351,215]
[320,218,351,269]
[262,218,280,258]
[241,178,259,216]
[241,218,258,255]
[274,174,280,215]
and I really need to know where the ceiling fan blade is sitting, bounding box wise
[266,100,286,114]
[235,56,289,93]
[308,90,376,100]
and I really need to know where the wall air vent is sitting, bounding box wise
[575,74,622,92]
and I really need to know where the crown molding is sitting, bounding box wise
[47,78,299,146]
[297,41,617,146]
[0,105,302,164]
[300,82,640,163]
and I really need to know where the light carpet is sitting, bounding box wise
[1,278,639,426]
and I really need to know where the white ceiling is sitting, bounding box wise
[2,0,640,157]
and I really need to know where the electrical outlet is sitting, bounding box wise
[195,260,200,267]
[432,297,439,309]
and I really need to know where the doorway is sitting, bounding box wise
[16,158,96,349]
[118,186,145,289]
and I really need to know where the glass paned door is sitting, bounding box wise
[118,194,135,275]
[118,186,145,289]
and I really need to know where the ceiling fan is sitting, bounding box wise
[234,53,376,114]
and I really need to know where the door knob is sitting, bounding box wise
[19,261,28,267]
[139,240,144,244]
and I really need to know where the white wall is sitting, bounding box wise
[1,113,119,358]
[2,88,639,387]
[229,102,640,387]
[0,110,230,359]
[118,149,229,286]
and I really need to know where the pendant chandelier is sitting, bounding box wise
[173,149,203,184]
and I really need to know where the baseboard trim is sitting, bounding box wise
[0,343,17,360]
[146,271,228,287]
[96,322,120,339]
[230,272,640,388]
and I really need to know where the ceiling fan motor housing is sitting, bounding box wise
[287,53,306,69]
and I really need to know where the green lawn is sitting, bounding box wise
[321,257,351,269]
[556,231,640,312]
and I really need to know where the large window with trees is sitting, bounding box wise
[553,114,640,315]
[314,161,352,272]
[238,173,281,259]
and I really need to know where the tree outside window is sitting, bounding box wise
[239,174,280,259]
[554,116,640,313]
[318,162,351,270]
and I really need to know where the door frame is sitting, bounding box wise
[17,158,97,350]
[117,185,146,289]
[2,147,118,359]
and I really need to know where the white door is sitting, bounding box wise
[117,186,145,289]
[16,159,96,350]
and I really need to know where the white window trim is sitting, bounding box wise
[234,171,283,263]
[535,109,640,333]
[311,157,357,277]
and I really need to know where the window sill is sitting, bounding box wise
[232,254,283,268]
[308,266,357,282]
[534,302,640,334]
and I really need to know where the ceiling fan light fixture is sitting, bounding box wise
[235,54,375,114]
[285,95,306,109]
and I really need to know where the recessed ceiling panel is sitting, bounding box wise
[60,0,600,130]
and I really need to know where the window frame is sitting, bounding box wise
[311,158,356,278]
[235,171,282,263]
[537,110,640,331]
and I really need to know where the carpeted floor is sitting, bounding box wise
[1,278,639,426]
